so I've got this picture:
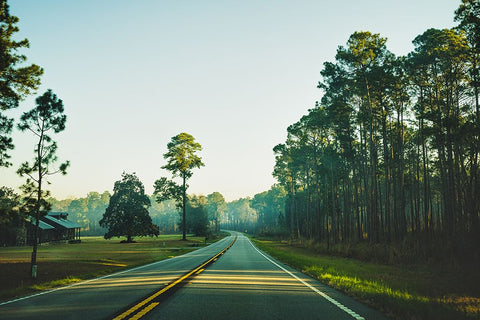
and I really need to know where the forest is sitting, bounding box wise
[266,1,480,264]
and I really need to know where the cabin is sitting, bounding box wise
[25,219,56,245]
[26,212,82,245]
[42,212,82,243]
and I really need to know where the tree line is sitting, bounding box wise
[9,181,284,241]
[270,0,480,260]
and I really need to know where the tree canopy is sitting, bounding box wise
[269,2,480,261]
[100,172,159,242]
[162,132,204,179]
[155,132,204,240]
[0,0,43,167]
[206,192,226,233]
[186,195,209,237]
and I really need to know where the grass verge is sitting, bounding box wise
[0,234,223,302]
[252,238,480,320]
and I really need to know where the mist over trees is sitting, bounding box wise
[45,186,284,239]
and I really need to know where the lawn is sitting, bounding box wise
[252,238,480,320]
[0,235,212,302]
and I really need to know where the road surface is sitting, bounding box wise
[0,236,234,320]
[0,232,386,320]
[139,232,386,320]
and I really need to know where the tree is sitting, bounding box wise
[251,185,287,235]
[149,197,179,233]
[17,89,69,279]
[187,195,209,237]
[158,132,204,240]
[153,177,183,207]
[455,0,480,236]
[100,172,159,242]
[0,0,43,167]
[206,192,226,234]
[48,191,111,236]
[0,186,24,246]
[225,198,256,232]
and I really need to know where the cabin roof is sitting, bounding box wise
[28,219,55,230]
[38,220,55,230]
[43,215,82,229]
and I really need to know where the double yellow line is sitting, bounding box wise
[113,236,237,320]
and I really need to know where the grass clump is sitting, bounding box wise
[30,276,82,291]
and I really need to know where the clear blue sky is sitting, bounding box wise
[1,0,458,201]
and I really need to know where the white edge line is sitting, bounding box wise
[0,236,233,307]
[246,237,365,320]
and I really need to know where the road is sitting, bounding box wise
[0,233,387,320]
[0,236,235,320]
[140,232,386,320]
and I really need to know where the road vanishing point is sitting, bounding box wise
[0,232,386,320]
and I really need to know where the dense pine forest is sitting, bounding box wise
[261,1,480,264]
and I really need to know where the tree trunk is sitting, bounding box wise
[31,124,44,279]
[182,173,187,241]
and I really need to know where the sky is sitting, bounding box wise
[1,0,458,201]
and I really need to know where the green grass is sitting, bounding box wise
[252,238,480,320]
[0,234,220,302]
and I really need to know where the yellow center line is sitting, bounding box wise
[112,236,237,320]
[129,302,159,320]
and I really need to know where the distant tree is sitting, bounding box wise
[206,192,226,234]
[187,195,209,237]
[0,186,24,246]
[100,172,159,242]
[48,196,73,212]
[153,177,183,231]
[149,197,179,233]
[224,198,256,232]
[251,185,286,235]
[85,191,110,234]
[17,89,69,279]
[0,0,43,167]
[158,132,204,240]
[68,198,88,229]
[48,191,111,236]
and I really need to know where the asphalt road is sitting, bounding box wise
[0,235,235,320]
[0,233,387,320]
[141,232,386,320]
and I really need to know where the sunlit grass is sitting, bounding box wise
[253,238,479,320]
[31,276,83,291]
